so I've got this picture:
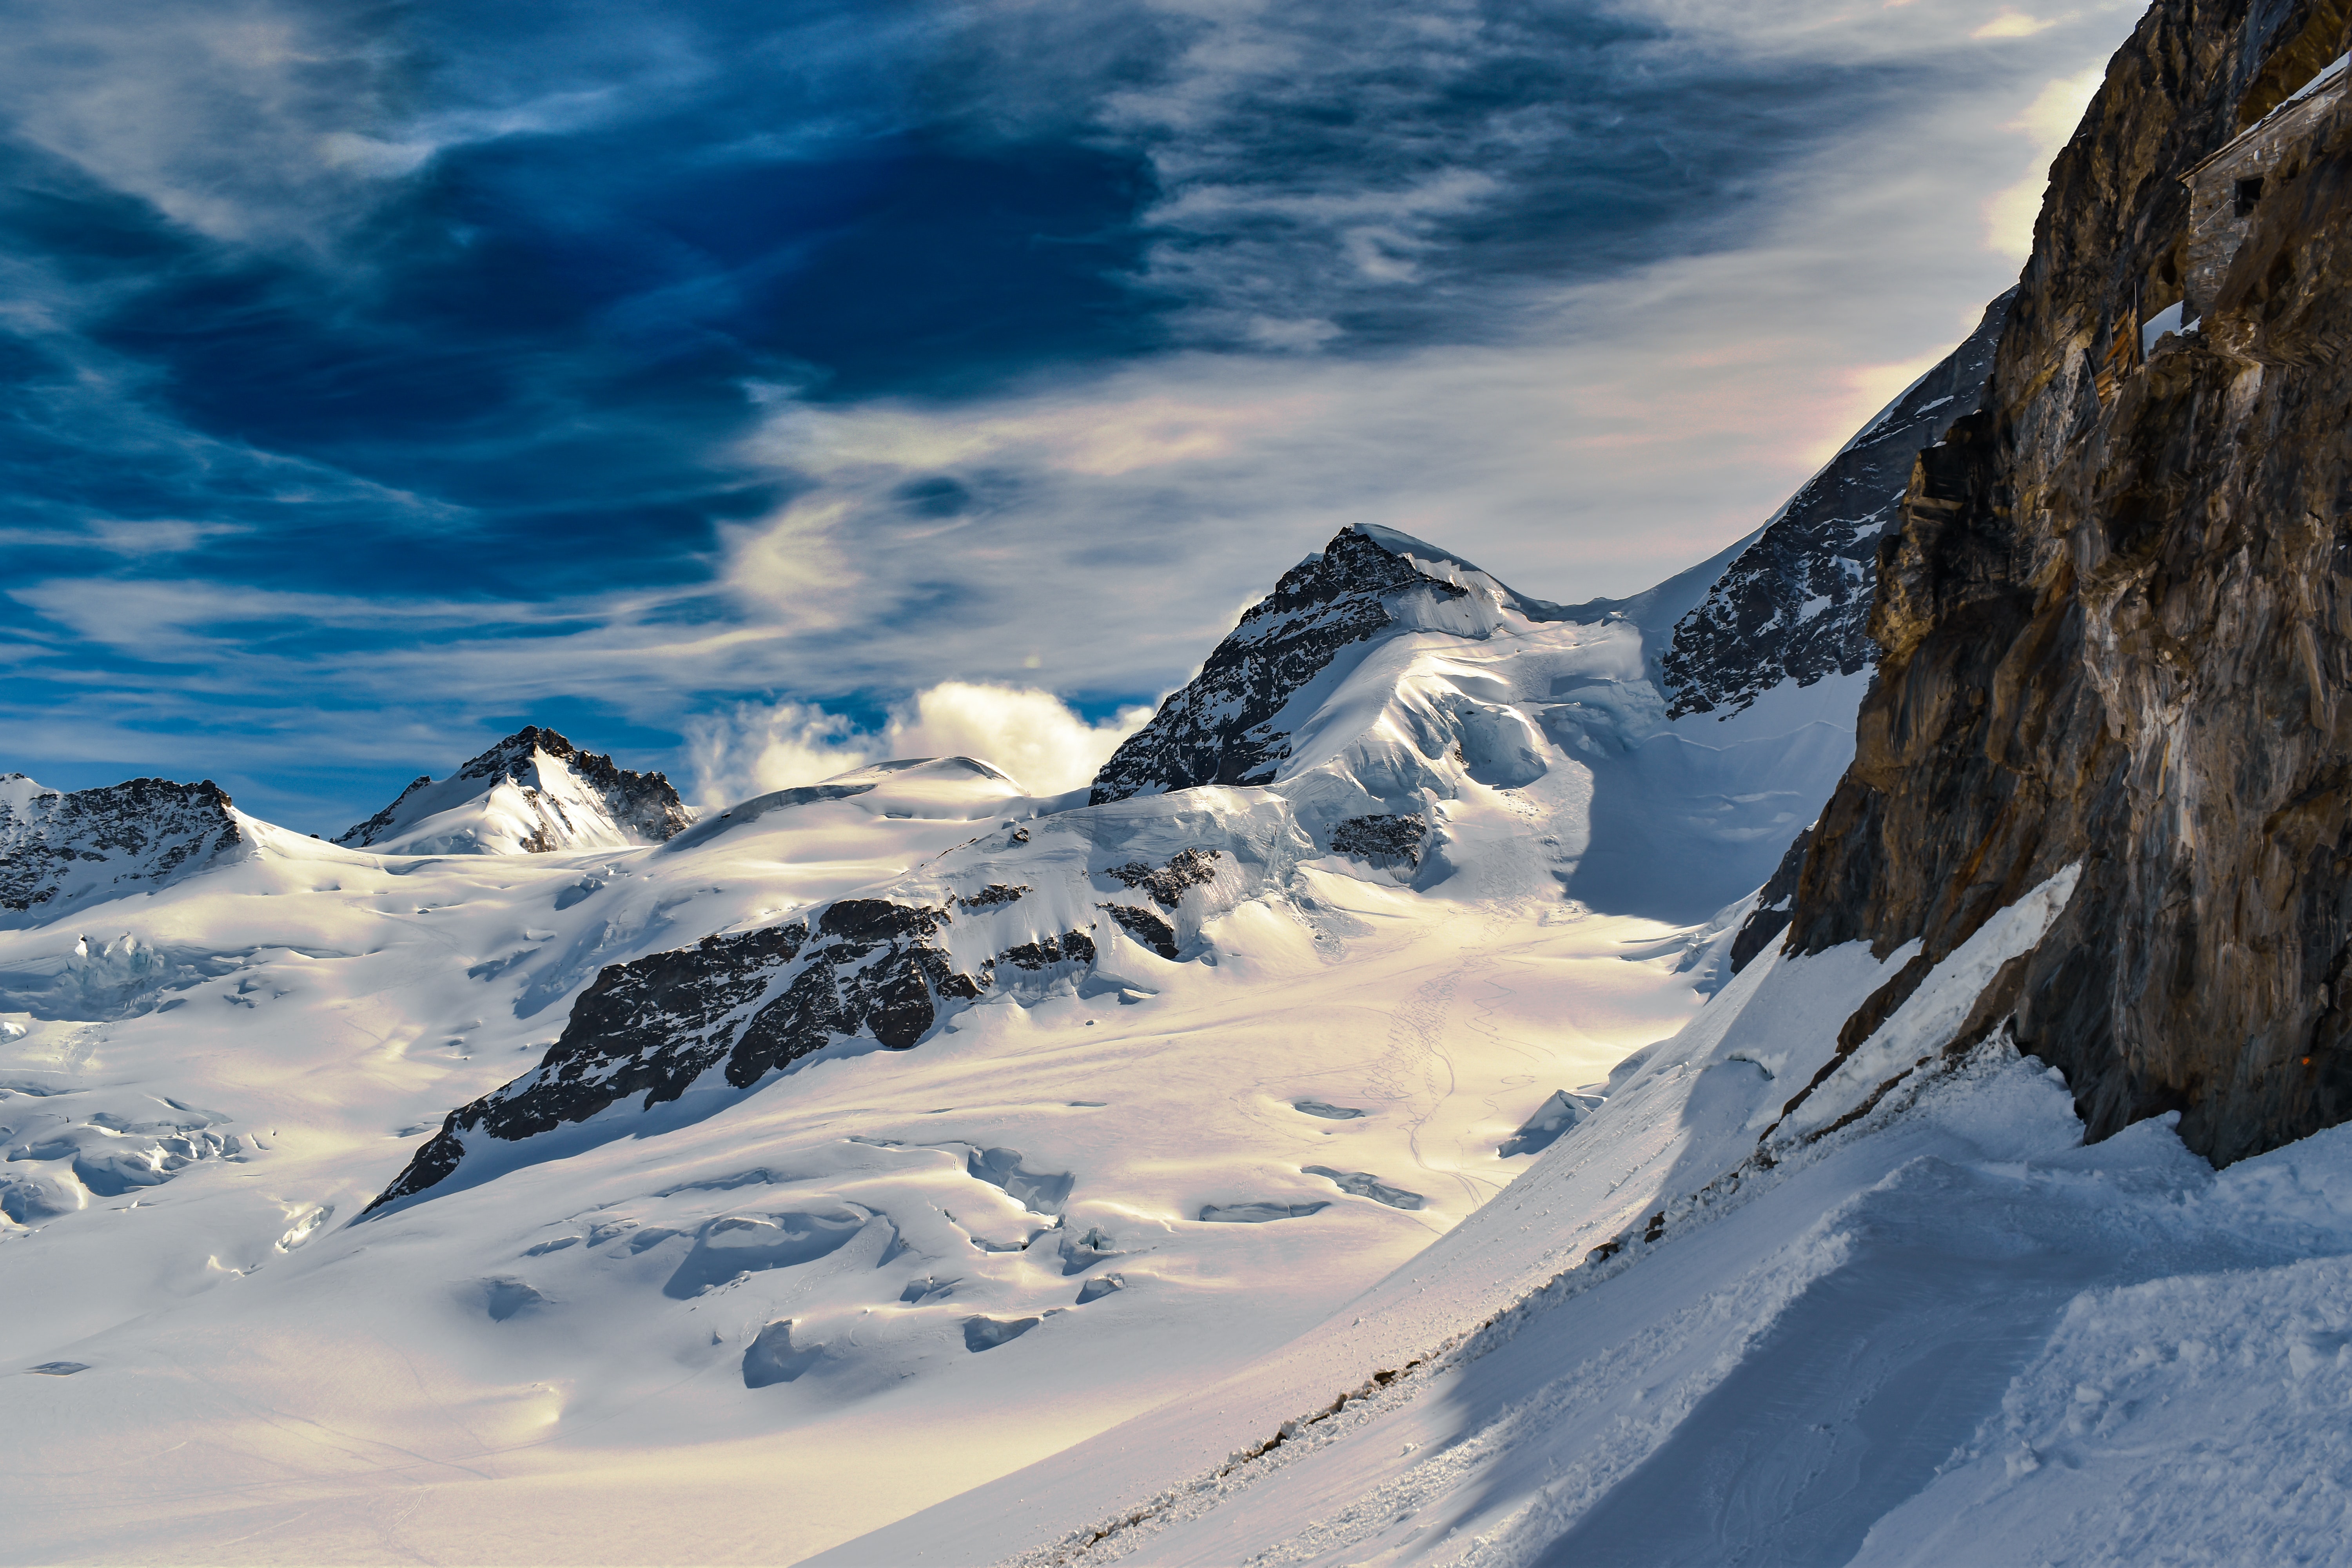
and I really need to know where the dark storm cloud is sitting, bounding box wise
[0,0,2138,826]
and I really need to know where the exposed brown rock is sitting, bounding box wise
[1786,0,2352,1164]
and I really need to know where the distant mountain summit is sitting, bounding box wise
[336,726,693,855]
[1091,524,1571,804]
[0,774,245,916]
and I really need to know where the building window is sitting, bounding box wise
[2236,176,2265,217]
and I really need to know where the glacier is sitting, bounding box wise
[9,293,2347,1566]
[0,520,1866,1563]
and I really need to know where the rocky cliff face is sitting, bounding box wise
[1662,291,2014,720]
[1785,0,2352,1165]
[0,775,245,916]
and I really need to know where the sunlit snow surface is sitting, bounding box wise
[12,576,2347,1567]
[0,595,1858,1563]
[835,868,2352,1568]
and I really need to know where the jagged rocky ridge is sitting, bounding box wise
[337,725,693,853]
[1662,290,2014,720]
[368,868,1185,1211]
[1782,0,2352,1164]
[0,775,245,916]
[1098,350,2024,815]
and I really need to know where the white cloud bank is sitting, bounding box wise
[684,682,1156,806]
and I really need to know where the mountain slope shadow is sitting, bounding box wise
[1522,1149,2283,1567]
[1532,1234,2095,1568]
[1564,719,1855,925]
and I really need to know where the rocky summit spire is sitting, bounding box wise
[1091,525,1569,804]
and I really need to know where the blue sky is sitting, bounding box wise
[0,0,2140,829]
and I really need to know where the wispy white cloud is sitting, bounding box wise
[1976,12,2062,42]
[889,683,1154,797]
[683,699,873,805]
[682,682,1153,805]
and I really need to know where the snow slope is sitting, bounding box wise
[0,525,1861,1564]
[826,866,2352,1567]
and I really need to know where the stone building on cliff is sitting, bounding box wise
[2097,39,2352,399]
[2179,47,2351,317]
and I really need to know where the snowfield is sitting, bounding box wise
[8,523,2347,1568]
[829,871,2352,1568]
[0,532,1858,1564]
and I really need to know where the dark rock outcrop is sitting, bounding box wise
[1090,529,1473,802]
[337,725,693,849]
[1098,904,1179,960]
[0,776,245,914]
[1328,813,1427,868]
[1661,292,2014,720]
[997,930,1096,970]
[1784,0,2352,1165]
[1728,823,1814,975]
[367,897,1107,1212]
[1104,848,1223,908]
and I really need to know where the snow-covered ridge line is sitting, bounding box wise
[365,523,1863,1221]
[1090,524,1599,805]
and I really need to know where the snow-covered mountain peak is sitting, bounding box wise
[835,755,1002,780]
[660,757,1035,859]
[335,725,694,856]
[1347,522,1570,622]
[0,773,247,921]
[1090,524,1583,806]
[818,754,1019,796]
